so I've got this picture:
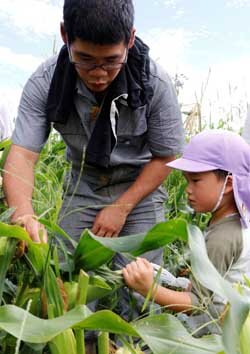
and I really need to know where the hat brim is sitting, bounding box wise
[167,157,217,172]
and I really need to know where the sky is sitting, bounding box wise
[0,0,250,129]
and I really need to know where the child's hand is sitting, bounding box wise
[122,257,154,296]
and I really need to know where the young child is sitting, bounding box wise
[123,130,250,331]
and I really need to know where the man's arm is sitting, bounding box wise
[3,144,47,242]
[91,155,175,237]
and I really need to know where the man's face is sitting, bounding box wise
[68,39,128,92]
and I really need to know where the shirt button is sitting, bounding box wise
[100,175,109,184]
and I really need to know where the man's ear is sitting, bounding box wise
[128,28,136,49]
[60,22,67,44]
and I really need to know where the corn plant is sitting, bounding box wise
[2,219,250,353]
[33,133,70,223]
[0,219,230,354]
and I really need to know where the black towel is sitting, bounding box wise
[46,37,153,168]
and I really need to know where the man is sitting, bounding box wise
[3,0,184,351]
[4,0,183,282]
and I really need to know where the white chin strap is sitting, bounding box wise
[211,174,230,213]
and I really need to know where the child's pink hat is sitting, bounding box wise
[167,130,250,228]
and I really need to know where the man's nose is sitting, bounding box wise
[89,66,108,75]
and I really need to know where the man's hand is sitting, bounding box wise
[91,204,129,237]
[92,156,176,238]
[122,258,154,296]
[15,214,48,243]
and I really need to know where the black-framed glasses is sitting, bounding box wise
[67,44,128,72]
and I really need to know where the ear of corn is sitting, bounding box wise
[44,266,65,318]
[98,332,109,354]
[48,328,77,354]
[74,269,89,354]
[45,265,80,354]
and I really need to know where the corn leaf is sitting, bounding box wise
[0,138,12,170]
[0,222,50,274]
[74,229,114,271]
[64,277,112,308]
[74,219,188,271]
[39,218,77,249]
[0,222,32,244]
[0,238,17,304]
[25,243,50,275]
[188,224,250,354]
[134,313,224,354]
[132,218,188,256]
[44,267,65,317]
[240,310,250,354]
[0,305,138,343]
[0,138,11,150]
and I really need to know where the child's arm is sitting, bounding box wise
[122,258,192,312]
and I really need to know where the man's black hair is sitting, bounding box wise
[63,0,134,45]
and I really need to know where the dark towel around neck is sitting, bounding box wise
[46,37,153,168]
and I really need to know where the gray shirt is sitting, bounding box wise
[190,214,250,309]
[12,54,184,168]
[12,53,184,238]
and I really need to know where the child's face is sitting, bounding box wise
[183,171,225,213]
